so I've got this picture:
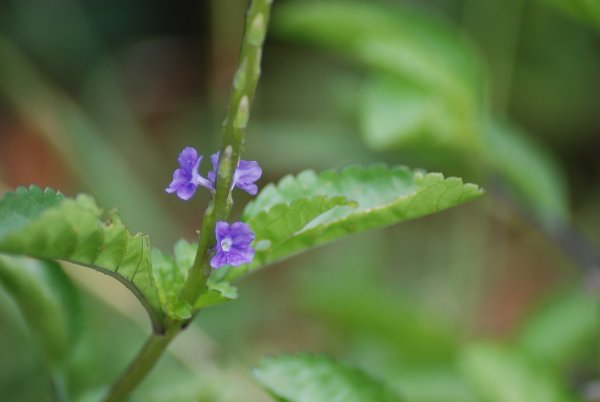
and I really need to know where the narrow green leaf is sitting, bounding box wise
[225,165,482,281]
[0,186,165,329]
[484,120,569,224]
[273,1,484,151]
[254,354,403,402]
[0,255,81,369]
[460,343,571,402]
[516,290,599,371]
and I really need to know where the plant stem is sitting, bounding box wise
[102,1,272,401]
[103,327,180,402]
[181,0,272,305]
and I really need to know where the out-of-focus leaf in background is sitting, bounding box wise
[0,36,178,244]
[273,1,485,153]
[460,343,572,402]
[537,0,600,30]
[272,0,572,231]
[484,119,570,226]
[0,256,81,369]
[516,290,599,373]
[254,354,403,402]
[0,256,81,400]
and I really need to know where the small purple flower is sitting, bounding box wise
[208,152,262,195]
[210,221,256,268]
[166,147,213,200]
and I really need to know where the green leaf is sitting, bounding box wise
[460,343,571,402]
[0,255,81,369]
[225,165,482,281]
[360,75,469,151]
[254,354,403,402]
[194,277,238,310]
[538,0,600,31]
[484,120,569,224]
[0,186,165,329]
[151,246,191,321]
[516,290,599,371]
[273,1,484,151]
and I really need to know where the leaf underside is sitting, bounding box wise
[0,186,165,328]
[222,165,482,282]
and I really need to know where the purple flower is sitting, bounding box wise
[166,147,212,200]
[208,152,262,195]
[210,221,256,268]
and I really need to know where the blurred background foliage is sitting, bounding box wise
[0,0,599,401]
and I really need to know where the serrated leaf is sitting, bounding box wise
[254,354,403,402]
[459,343,571,402]
[0,186,165,329]
[151,246,192,321]
[194,276,238,310]
[273,1,484,151]
[225,165,482,281]
[0,255,81,369]
[516,290,599,371]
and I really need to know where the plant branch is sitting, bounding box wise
[103,327,179,402]
[181,0,272,305]
[102,1,273,401]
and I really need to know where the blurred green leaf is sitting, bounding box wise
[0,35,177,242]
[360,75,468,150]
[516,290,599,371]
[254,354,403,402]
[273,1,485,151]
[484,120,569,224]
[460,343,571,402]
[0,255,81,369]
[538,0,600,30]
[299,272,459,363]
[0,186,165,329]
[224,165,482,282]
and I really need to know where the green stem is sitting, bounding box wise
[103,327,180,402]
[181,0,272,305]
[102,1,273,401]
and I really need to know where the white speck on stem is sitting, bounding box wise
[233,59,247,90]
[247,13,266,46]
[234,96,250,129]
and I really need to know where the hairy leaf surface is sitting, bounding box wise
[254,354,403,402]
[223,165,482,281]
[0,186,165,328]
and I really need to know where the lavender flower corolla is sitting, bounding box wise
[210,221,256,268]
